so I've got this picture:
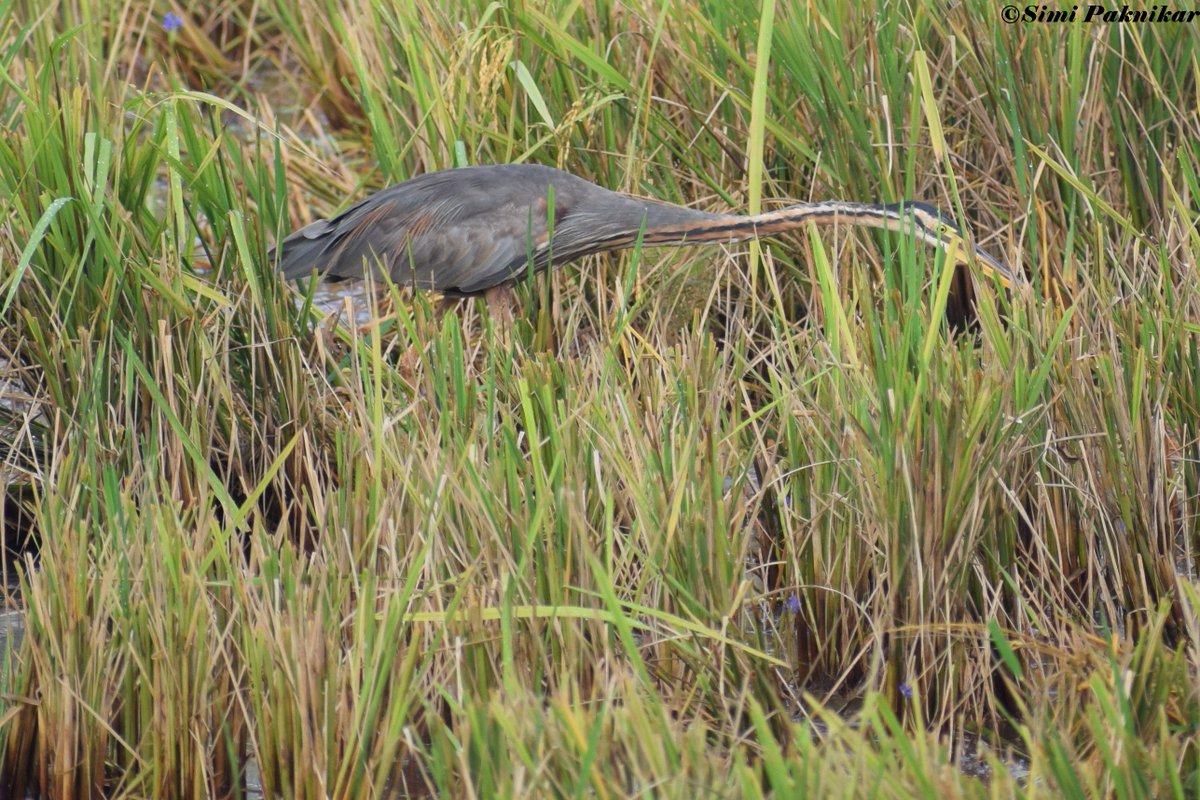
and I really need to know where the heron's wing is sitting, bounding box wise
[272,167,569,295]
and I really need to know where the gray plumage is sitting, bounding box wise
[272,164,737,296]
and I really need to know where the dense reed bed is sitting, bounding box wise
[1,0,1197,796]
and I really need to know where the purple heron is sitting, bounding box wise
[272,163,1015,297]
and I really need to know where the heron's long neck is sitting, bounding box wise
[639,202,895,244]
[550,198,896,265]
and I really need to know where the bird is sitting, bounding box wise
[271,163,1017,303]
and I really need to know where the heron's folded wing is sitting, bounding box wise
[272,171,559,294]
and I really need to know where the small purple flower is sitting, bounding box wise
[785,595,802,614]
[899,682,913,700]
[163,12,184,32]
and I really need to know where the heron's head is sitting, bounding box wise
[881,201,1016,288]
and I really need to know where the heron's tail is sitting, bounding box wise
[270,219,340,281]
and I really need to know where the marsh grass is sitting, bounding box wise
[1,0,1198,797]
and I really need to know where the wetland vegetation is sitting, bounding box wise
[1,0,1198,796]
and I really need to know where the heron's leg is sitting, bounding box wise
[483,285,517,335]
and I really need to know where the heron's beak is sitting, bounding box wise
[942,232,1016,289]
[967,241,1016,288]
